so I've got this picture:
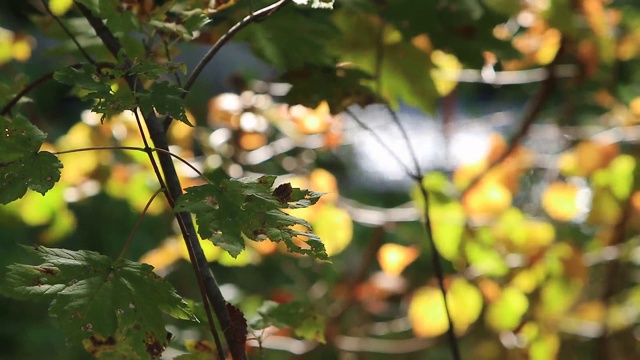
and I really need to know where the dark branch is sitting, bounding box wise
[74,2,241,359]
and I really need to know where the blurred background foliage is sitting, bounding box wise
[2,0,640,359]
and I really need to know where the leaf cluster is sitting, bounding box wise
[174,175,328,260]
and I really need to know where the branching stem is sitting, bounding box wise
[54,145,210,183]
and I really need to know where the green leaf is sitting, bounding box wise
[138,81,191,126]
[0,114,46,163]
[76,0,139,35]
[174,176,328,260]
[282,65,378,114]
[382,0,516,67]
[0,115,62,204]
[149,9,211,40]
[1,246,196,359]
[236,6,339,69]
[54,64,137,121]
[129,59,185,81]
[251,301,326,343]
[331,12,438,113]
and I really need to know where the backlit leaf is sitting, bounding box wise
[252,301,326,343]
[486,287,528,331]
[174,176,328,260]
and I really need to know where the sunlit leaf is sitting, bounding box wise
[486,287,528,331]
[529,333,560,360]
[462,180,512,220]
[408,287,449,337]
[377,243,420,276]
[465,241,508,277]
[49,0,74,16]
[409,278,483,337]
[431,202,466,260]
[447,278,483,333]
[542,182,581,222]
[252,301,326,343]
[174,176,328,260]
[587,187,622,226]
[311,204,352,256]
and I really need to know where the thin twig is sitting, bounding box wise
[54,144,210,183]
[132,108,225,357]
[0,71,54,116]
[344,106,461,359]
[1,62,113,116]
[163,0,291,131]
[182,0,290,93]
[75,3,235,358]
[42,0,96,64]
[153,147,209,182]
[118,187,165,259]
[374,21,385,94]
[416,182,461,360]
[344,107,415,176]
[384,104,421,178]
[162,38,182,87]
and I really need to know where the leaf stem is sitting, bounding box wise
[118,187,165,259]
[53,144,210,183]
[164,0,292,130]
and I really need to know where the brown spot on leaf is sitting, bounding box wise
[272,183,293,202]
[37,266,58,275]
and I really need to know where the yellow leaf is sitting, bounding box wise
[309,168,339,203]
[49,0,74,16]
[462,180,512,221]
[542,182,581,222]
[11,37,33,62]
[529,333,560,360]
[447,278,483,333]
[430,50,461,96]
[312,204,352,256]
[377,244,420,276]
[408,287,449,337]
[409,278,483,337]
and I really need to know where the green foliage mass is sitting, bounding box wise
[1,246,196,359]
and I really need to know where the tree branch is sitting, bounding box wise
[182,0,291,95]
[74,2,242,358]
